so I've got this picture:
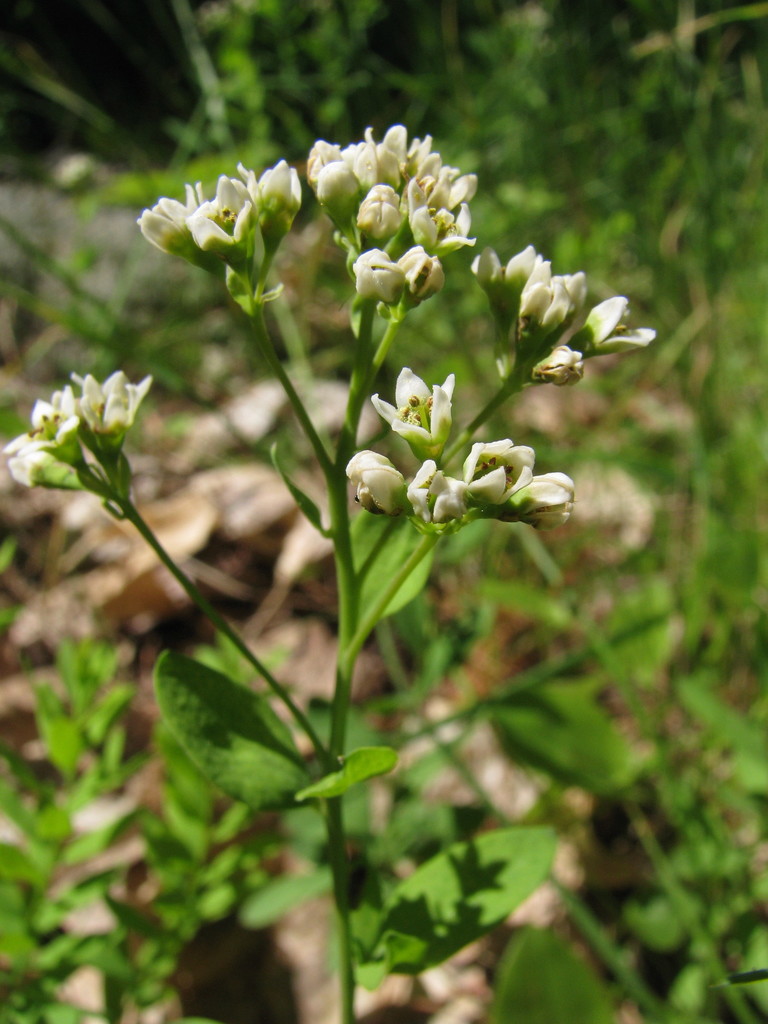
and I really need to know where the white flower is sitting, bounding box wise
[579,297,656,353]
[346,451,409,515]
[421,165,477,212]
[352,249,406,303]
[508,472,575,530]
[4,386,80,458]
[371,368,455,460]
[405,460,467,524]
[357,185,403,240]
[72,372,152,436]
[463,440,536,504]
[405,134,442,179]
[429,471,468,523]
[518,259,586,334]
[186,174,255,259]
[532,346,584,386]
[397,246,444,300]
[137,182,206,258]
[406,179,475,256]
[406,459,436,522]
[5,442,81,489]
[3,384,83,488]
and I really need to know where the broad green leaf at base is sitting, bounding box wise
[359,826,556,984]
[154,651,308,811]
[490,927,615,1024]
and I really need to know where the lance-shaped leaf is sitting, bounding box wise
[358,826,555,985]
[154,651,308,811]
[271,443,328,536]
[352,513,434,625]
[296,746,398,801]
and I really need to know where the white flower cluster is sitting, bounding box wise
[138,160,301,268]
[3,372,151,489]
[347,369,574,531]
[472,244,655,380]
[308,125,477,306]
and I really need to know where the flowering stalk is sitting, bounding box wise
[5,124,657,1024]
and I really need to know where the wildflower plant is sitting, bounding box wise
[4,125,654,1022]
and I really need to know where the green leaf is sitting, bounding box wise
[0,535,16,573]
[271,443,328,535]
[478,578,573,629]
[0,843,45,885]
[296,746,398,800]
[83,684,134,746]
[353,514,434,626]
[41,718,83,779]
[623,893,686,952]
[359,826,555,984]
[490,679,636,795]
[490,928,615,1024]
[154,651,309,811]
[240,867,333,928]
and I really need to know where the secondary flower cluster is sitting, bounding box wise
[308,125,477,309]
[347,368,574,531]
[138,160,301,273]
[472,245,656,381]
[4,372,152,491]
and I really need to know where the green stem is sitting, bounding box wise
[248,303,333,477]
[338,299,377,467]
[370,317,402,378]
[442,372,523,465]
[325,797,356,1024]
[118,498,326,759]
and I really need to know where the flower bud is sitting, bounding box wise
[307,140,344,188]
[398,246,445,301]
[532,346,584,386]
[352,130,401,189]
[314,160,360,226]
[504,472,575,530]
[347,451,409,515]
[257,159,301,241]
[357,185,402,241]
[352,249,406,303]
[138,183,222,271]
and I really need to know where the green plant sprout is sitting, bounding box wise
[4,124,654,1024]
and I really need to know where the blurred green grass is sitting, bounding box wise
[2,0,768,1019]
